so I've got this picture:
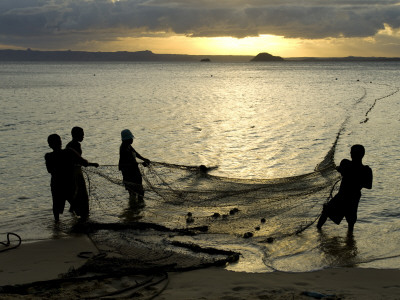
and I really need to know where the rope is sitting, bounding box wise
[361,84,399,123]
[0,233,22,253]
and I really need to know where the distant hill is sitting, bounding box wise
[251,52,284,62]
[0,49,189,62]
[0,49,399,62]
[0,49,253,63]
[285,56,400,62]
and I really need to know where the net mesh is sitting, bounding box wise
[86,161,339,235]
[73,133,340,273]
[84,129,341,237]
[53,130,341,279]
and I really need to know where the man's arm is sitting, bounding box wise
[44,153,53,174]
[67,147,98,167]
[363,166,373,189]
[336,159,351,175]
[135,151,150,165]
[67,148,89,167]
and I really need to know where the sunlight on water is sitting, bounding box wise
[1,61,400,272]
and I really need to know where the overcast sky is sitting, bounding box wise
[1,0,399,56]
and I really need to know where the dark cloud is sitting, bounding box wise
[1,0,400,49]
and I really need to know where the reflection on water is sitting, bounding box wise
[318,231,358,267]
[120,199,145,223]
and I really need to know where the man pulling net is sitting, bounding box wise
[118,129,151,207]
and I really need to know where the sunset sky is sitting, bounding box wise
[1,0,400,57]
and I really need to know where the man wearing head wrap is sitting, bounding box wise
[119,129,150,205]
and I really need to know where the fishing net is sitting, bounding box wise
[85,161,339,239]
[71,133,341,276]
[0,154,341,298]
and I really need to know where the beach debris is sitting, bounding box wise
[255,226,260,231]
[266,237,274,243]
[260,218,266,223]
[0,232,22,253]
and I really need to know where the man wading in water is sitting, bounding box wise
[119,129,150,207]
[66,127,99,219]
[45,134,92,222]
[317,144,373,233]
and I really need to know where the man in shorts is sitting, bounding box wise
[317,144,373,232]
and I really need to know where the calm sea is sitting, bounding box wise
[1,61,400,272]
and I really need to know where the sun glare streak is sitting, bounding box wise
[203,35,287,56]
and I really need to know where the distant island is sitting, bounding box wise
[251,52,284,62]
[0,49,399,62]
[0,49,253,63]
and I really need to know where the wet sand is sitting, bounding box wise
[1,236,400,299]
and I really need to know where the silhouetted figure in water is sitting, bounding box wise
[317,144,373,232]
[119,129,150,206]
[45,134,91,222]
[66,127,98,219]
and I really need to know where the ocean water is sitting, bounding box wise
[1,61,400,272]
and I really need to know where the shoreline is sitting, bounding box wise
[1,236,400,299]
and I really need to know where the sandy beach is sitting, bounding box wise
[1,235,400,299]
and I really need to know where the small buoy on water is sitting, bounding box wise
[243,232,253,238]
[199,165,208,173]
[229,208,239,215]
[266,237,274,243]
[186,212,194,223]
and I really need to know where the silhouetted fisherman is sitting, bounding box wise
[66,127,98,219]
[45,134,91,222]
[317,144,373,232]
[118,129,150,206]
